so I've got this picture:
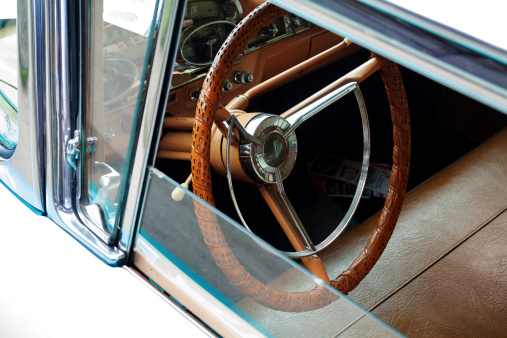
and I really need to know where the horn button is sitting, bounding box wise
[240,114,298,184]
[263,132,287,167]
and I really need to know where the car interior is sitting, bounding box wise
[127,0,507,335]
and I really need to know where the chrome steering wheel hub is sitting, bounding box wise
[263,132,287,167]
[240,114,297,184]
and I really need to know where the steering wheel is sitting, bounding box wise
[191,2,410,311]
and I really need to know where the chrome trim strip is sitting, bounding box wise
[119,0,186,256]
[273,167,317,252]
[271,0,507,115]
[75,0,114,245]
[225,115,252,232]
[44,0,124,265]
[56,0,72,210]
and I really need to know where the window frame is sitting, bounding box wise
[43,0,183,265]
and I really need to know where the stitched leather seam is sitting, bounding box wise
[201,95,217,119]
[194,115,210,129]
[388,184,403,200]
[394,144,411,157]
[382,204,397,223]
[392,123,409,135]
[392,163,409,178]
[385,87,405,95]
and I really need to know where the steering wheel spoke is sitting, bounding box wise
[283,82,359,137]
[265,168,316,252]
[226,114,263,146]
[280,57,380,120]
[259,170,333,282]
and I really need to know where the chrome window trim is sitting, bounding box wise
[118,0,187,256]
[271,0,507,115]
[75,0,114,245]
[44,0,124,265]
[0,0,45,212]
[43,0,183,265]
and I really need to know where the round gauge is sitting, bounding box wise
[180,20,236,66]
[103,58,138,104]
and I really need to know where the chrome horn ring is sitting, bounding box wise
[226,82,371,258]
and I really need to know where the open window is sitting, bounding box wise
[132,0,407,335]
[128,0,507,336]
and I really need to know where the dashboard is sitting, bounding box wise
[172,0,312,91]
[158,0,359,163]
[164,0,355,126]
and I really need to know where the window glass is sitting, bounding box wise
[135,170,399,337]
[0,0,19,157]
[82,0,159,237]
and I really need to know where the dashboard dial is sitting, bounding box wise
[103,58,138,104]
[180,20,236,66]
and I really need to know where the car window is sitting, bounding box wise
[79,0,160,242]
[127,0,404,334]
[0,0,19,158]
[134,168,400,336]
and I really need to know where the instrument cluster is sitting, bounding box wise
[172,0,311,89]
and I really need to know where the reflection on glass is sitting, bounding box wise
[83,0,158,236]
[0,90,18,150]
[135,169,399,337]
[180,20,236,66]
[0,3,19,158]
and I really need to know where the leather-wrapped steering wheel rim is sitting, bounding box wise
[191,2,410,311]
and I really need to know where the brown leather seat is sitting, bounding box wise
[372,209,507,337]
[238,127,507,336]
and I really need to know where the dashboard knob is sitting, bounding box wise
[241,71,253,84]
[233,71,243,84]
[190,87,201,102]
[223,79,233,91]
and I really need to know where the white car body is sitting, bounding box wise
[0,184,210,337]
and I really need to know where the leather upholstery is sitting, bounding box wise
[237,128,507,335]
[322,127,507,309]
[372,210,507,337]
